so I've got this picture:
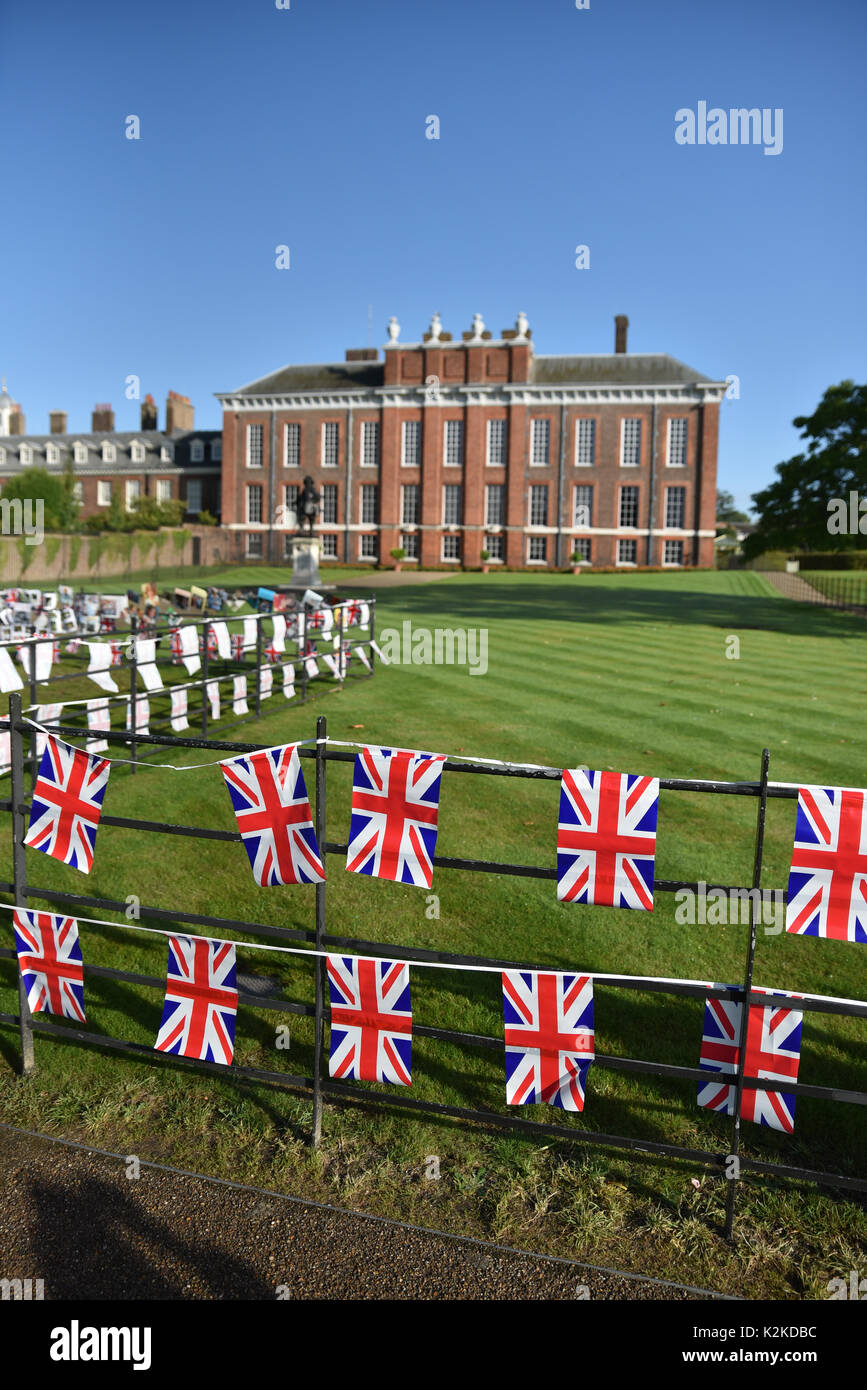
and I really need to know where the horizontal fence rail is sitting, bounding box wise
[0,703,864,1243]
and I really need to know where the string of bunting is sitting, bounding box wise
[3,728,865,1133]
[2,895,855,1132]
[0,599,376,699]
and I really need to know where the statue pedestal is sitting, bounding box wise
[287,537,322,589]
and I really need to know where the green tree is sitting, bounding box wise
[0,468,78,531]
[58,454,81,530]
[745,381,867,558]
[716,490,750,525]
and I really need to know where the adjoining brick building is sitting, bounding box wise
[216,312,725,569]
[0,391,221,521]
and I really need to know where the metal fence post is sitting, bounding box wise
[724,746,770,1242]
[255,612,263,718]
[201,618,209,739]
[28,640,38,791]
[9,692,34,1075]
[129,613,138,775]
[311,713,327,1146]
[300,609,308,705]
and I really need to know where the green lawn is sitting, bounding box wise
[0,569,865,1298]
[53,561,373,595]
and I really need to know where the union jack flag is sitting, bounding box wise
[307,607,333,635]
[231,633,245,662]
[265,644,280,664]
[24,736,110,874]
[13,908,86,1021]
[327,954,412,1085]
[556,768,659,910]
[110,642,122,667]
[220,744,325,886]
[155,935,237,1065]
[346,747,445,888]
[697,988,802,1133]
[502,969,594,1110]
[785,786,867,945]
[170,629,182,664]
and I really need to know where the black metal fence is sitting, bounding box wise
[760,570,867,613]
[0,702,864,1243]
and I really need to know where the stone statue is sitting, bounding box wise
[515,311,529,340]
[428,312,442,341]
[387,315,401,342]
[298,475,320,535]
[470,312,485,340]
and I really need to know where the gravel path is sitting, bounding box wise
[0,1127,722,1301]
[353,569,465,588]
[762,571,836,604]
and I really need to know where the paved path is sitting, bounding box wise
[0,1127,721,1301]
[762,571,835,604]
[352,569,465,588]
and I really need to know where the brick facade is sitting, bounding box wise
[216,315,725,570]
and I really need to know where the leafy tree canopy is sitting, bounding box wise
[744,381,867,558]
[0,466,79,531]
[716,490,750,525]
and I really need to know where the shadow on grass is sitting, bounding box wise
[379,578,865,640]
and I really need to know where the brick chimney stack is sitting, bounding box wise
[49,410,68,435]
[92,403,115,432]
[141,394,158,431]
[614,315,629,354]
[9,406,25,434]
[165,391,194,434]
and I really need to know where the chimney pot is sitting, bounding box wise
[49,410,68,435]
[91,403,115,432]
[615,315,629,354]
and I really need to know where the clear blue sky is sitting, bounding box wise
[3,0,865,513]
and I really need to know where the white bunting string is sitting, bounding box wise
[17,718,319,771]
[0,900,858,1010]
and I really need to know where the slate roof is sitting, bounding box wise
[531,354,716,385]
[0,429,222,473]
[227,361,385,395]
[224,351,719,397]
